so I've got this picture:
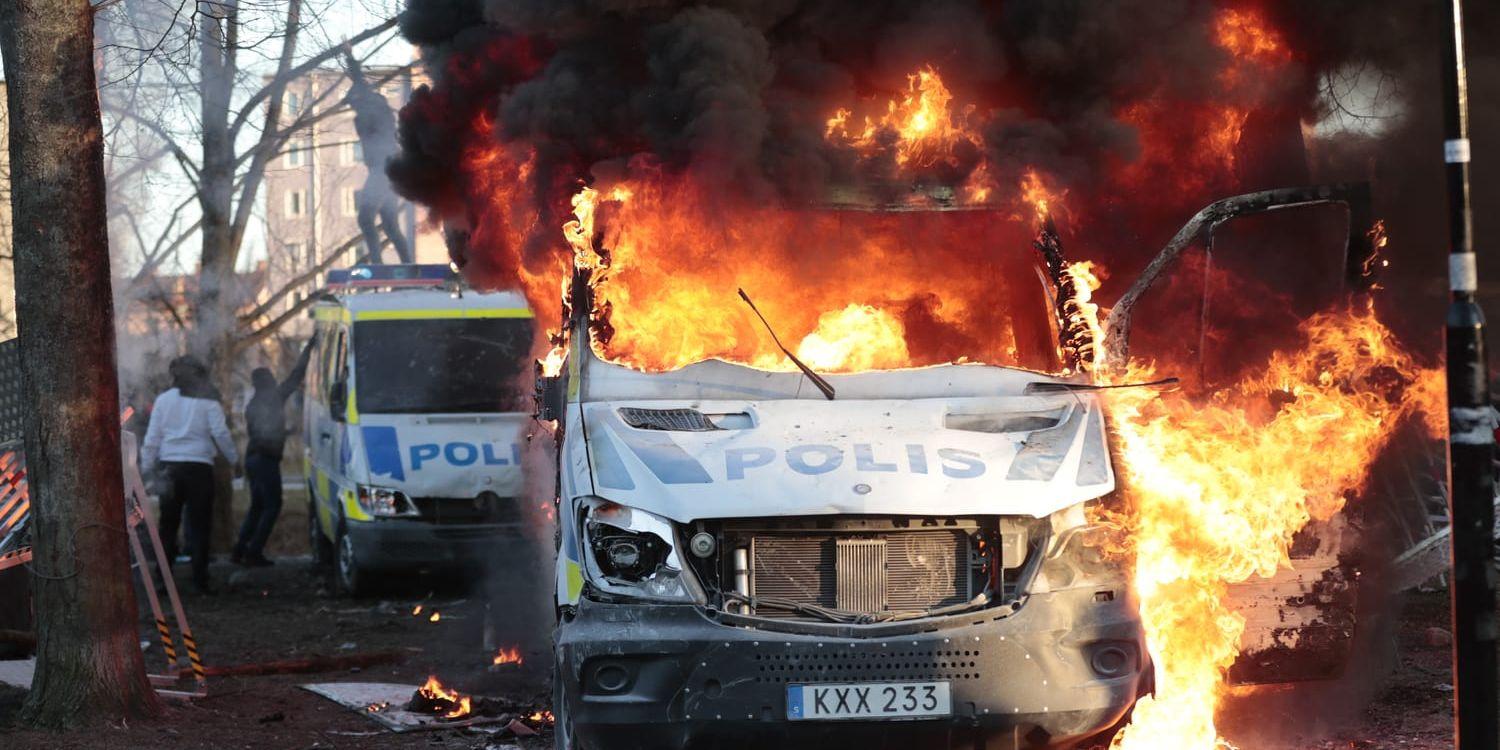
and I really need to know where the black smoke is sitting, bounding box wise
[389,0,1499,357]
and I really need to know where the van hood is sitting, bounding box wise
[351,413,529,499]
[575,395,1114,522]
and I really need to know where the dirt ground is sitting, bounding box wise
[0,495,1466,749]
[0,479,560,750]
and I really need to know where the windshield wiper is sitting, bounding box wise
[738,288,836,401]
[1024,377,1180,394]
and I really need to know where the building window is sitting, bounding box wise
[285,190,306,217]
[344,140,363,164]
[342,188,361,217]
[285,139,306,168]
[285,242,303,264]
[284,91,302,117]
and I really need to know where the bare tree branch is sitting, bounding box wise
[236,235,388,350]
[226,0,302,256]
[101,104,201,183]
[227,17,397,141]
[237,233,362,325]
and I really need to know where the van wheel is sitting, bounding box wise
[308,497,334,567]
[335,524,370,597]
[553,668,582,750]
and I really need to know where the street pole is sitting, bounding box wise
[1439,2,1498,748]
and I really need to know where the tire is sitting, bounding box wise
[553,665,581,750]
[308,495,334,568]
[335,522,371,597]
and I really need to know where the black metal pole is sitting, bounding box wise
[1440,2,1498,748]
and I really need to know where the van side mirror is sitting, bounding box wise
[329,381,348,421]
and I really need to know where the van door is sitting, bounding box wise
[1101,185,1394,685]
[307,316,350,531]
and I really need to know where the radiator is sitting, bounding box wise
[750,530,972,617]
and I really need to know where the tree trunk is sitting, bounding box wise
[195,1,241,552]
[0,0,161,727]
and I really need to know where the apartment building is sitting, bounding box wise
[262,65,444,335]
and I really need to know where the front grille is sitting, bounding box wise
[750,530,974,617]
[753,645,985,683]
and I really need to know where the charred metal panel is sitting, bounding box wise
[1226,516,1357,684]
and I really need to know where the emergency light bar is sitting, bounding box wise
[326,263,459,291]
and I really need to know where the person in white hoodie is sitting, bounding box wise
[141,355,238,594]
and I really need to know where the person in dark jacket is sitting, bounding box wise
[231,337,316,566]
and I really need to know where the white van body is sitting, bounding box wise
[304,278,534,594]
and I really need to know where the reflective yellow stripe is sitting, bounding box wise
[352,308,533,321]
[314,306,351,323]
[565,561,585,604]
[342,488,372,522]
[346,384,359,424]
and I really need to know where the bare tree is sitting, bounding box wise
[0,0,160,727]
[93,0,399,546]
[98,1,397,355]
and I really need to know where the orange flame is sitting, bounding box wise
[1019,169,1065,224]
[445,696,472,720]
[491,646,524,666]
[1106,307,1441,749]
[1114,8,1291,194]
[793,304,910,372]
[825,65,981,169]
[1062,260,1107,373]
[1215,8,1293,66]
[539,345,568,378]
[537,176,1052,373]
[418,675,473,720]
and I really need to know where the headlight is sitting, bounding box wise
[357,485,419,518]
[1028,497,1128,594]
[579,499,697,603]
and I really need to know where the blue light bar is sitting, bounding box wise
[326,263,458,290]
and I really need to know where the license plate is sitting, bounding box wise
[786,681,951,721]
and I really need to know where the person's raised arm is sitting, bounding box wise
[279,333,318,402]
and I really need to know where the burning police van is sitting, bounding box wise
[304,264,534,595]
[540,184,1385,749]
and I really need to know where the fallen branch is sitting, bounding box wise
[202,651,402,677]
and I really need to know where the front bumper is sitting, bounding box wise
[345,518,521,570]
[555,588,1146,749]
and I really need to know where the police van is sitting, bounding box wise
[304,264,534,595]
[542,185,1388,749]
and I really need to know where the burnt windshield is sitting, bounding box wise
[352,317,533,414]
